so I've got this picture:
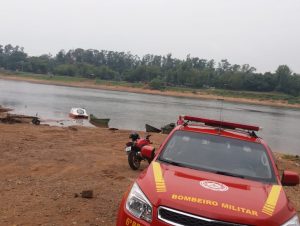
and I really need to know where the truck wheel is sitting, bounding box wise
[128,152,141,170]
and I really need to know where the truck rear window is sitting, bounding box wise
[159,131,276,183]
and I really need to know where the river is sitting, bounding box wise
[1,79,299,155]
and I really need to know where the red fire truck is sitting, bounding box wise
[117,115,300,226]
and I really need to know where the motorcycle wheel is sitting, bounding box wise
[128,152,141,170]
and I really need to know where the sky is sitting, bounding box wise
[0,0,299,73]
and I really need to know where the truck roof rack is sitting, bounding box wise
[177,115,260,132]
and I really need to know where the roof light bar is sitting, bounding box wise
[178,115,260,131]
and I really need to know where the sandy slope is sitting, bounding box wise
[0,123,167,226]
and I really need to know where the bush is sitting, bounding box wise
[149,78,165,90]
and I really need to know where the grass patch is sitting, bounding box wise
[205,89,300,104]
[0,71,88,82]
[94,79,144,88]
[165,86,197,93]
[18,72,88,82]
[282,154,300,161]
[165,86,300,105]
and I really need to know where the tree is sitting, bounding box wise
[276,65,292,92]
[217,59,231,74]
[0,45,4,67]
[53,64,77,76]
[95,66,119,80]
[1,43,299,97]
[149,78,165,90]
[55,50,66,64]
[1,44,27,70]
[241,64,256,74]
[124,65,161,82]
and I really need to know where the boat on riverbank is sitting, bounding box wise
[1,79,300,154]
[89,114,110,127]
[145,123,175,134]
[145,124,161,133]
[161,123,176,134]
[0,113,40,125]
[69,108,88,119]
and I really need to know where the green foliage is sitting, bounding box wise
[53,64,77,76]
[124,65,161,82]
[276,65,292,92]
[95,65,119,80]
[0,44,27,70]
[149,78,165,90]
[1,43,300,99]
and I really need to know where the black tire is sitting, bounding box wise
[32,118,40,125]
[128,152,141,170]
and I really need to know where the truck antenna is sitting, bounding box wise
[217,98,224,133]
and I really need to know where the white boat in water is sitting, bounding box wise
[69,108,88,119]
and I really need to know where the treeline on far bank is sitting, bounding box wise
[1,43,300,96]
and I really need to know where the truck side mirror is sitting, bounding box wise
[281,170,300,186]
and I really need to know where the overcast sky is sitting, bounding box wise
[1,0,299,73]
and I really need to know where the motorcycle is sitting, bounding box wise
[125,132,156,170]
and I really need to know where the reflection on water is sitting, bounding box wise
[0,79,300,155]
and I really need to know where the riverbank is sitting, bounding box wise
[1,72,300,109]
[0,122,299,226]
[0,123,167,226]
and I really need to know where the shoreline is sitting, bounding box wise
[1,74,300,109]
[0,105,298,156]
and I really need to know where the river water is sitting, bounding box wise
[1,79,299,155]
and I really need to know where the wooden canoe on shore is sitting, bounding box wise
[0,114,40,125]
[145,124,161,133]
[161,123,176,134]
[89,114,110,127]
[145,123,175,134]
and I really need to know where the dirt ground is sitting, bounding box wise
[0,123,167,226]
[0,123,299,226]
